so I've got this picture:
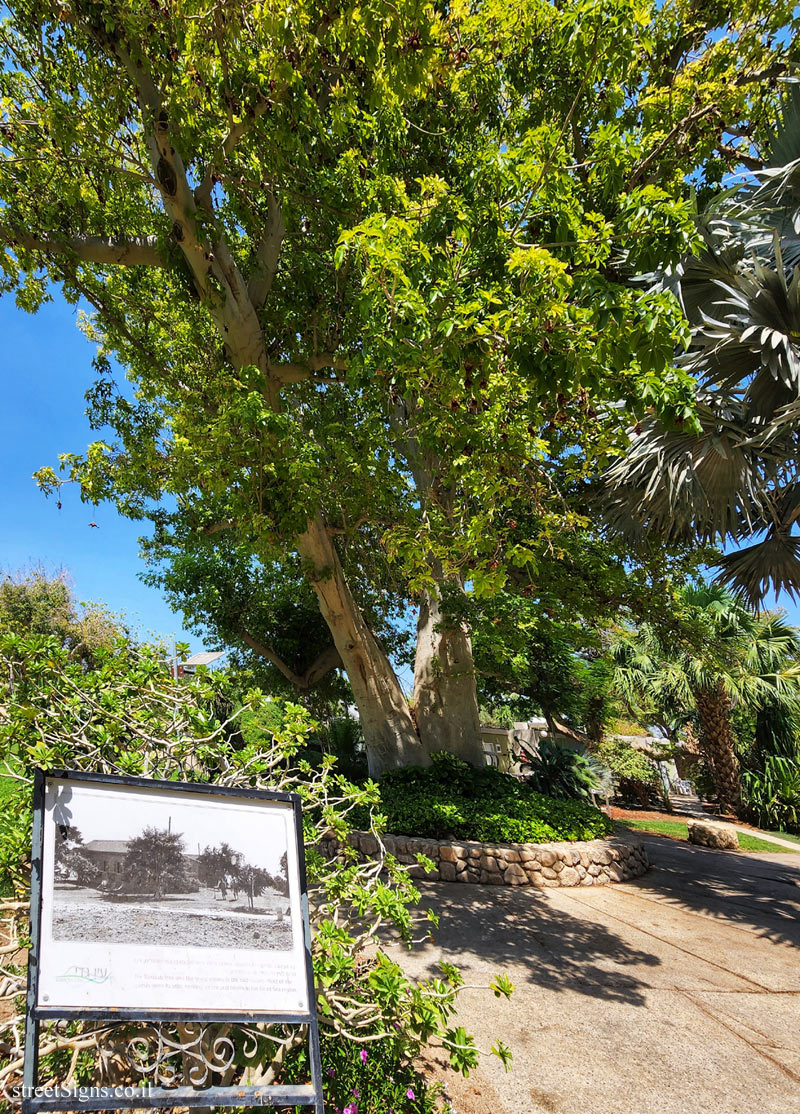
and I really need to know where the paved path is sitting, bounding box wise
[404,835,800,1114]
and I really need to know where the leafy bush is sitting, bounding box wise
[592,737,663,806]
[520,739,599,800]
[0,777,30,898]
[742,755,800,833]
[287,1031,447,1114]
[367,753,613,843]
[319,715,369,782]
[0,634,511,1104]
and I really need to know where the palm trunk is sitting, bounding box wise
[683,721,701,755]
[413,582,484,767]
[693,680,742,816]
[295,517,428,776]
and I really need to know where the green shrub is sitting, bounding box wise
[366,753,613,843]
[286,1031,444,1114]
[0,634,510,1102]
[520,739,599,800]
[592,737,661,789]
[742,756,800,833]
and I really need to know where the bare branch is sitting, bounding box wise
[0,225,163,267]
[247,192,285,308]
[237,627,342,689]
[627,104,717,189]
[269,353,348,385]
[717,143,763,171]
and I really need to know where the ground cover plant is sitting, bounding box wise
[0,632,513,1108]
[364,753,613,844]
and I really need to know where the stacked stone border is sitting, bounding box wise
[323,830,649,887]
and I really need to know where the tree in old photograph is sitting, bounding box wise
[53,824,100,887]
[123,826,194,899]
[197,840,242,890]
[274,851,289,898]
[198,840,285,909]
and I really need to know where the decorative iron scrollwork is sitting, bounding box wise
[68,1020,280,1090]
[124,1022,237,1087]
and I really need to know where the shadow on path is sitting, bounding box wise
[628,833,800,947]
[413,881,660,1007]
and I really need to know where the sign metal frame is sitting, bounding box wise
[22,768,325,1112]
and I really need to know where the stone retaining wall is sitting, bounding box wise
[324,830,649,887]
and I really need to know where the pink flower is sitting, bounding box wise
[360,1048,368,1064]
[343,1105,358,1114]
[328,1068,336,1078]
[406,1088,415,1100]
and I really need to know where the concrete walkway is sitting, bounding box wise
[405,835,800,1114]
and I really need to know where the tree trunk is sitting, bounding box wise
[295,517,428,776]
[682,721,701,755]
[693,680,742,816]
[390,401,485,767]
[413,583,485,767]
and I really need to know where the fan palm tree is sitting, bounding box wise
[604,87,800,607]
[612,585,800,815]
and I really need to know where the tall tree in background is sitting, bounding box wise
[1,0,795,771]
[0,567,125,666]
[612,584,800,814]
[605,87,800,605]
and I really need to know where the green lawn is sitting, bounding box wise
[737,832,795,853]
[620,817,797,853]
[623,818,689,838]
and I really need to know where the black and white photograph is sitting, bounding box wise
[36,776,311,1016]
[47,780,296,952]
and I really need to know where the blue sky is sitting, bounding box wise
[2,290,799,660]
[0,294,202,651]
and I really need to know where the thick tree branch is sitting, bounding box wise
[202,519,238,536]
[717,143,763,171]
[247,192,285,307]
[268,353,348,384]
[734,63,791,86]
[237,627,342,690]
[113,41,211,298]
[0,226,162,267]
[112,38,270,375]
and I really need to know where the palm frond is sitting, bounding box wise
[716,533,800,607]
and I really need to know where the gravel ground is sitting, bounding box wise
[52,888,293,950]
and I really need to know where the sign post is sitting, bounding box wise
[22,769,325,1112]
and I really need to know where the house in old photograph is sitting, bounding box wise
[82,838,201,883]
